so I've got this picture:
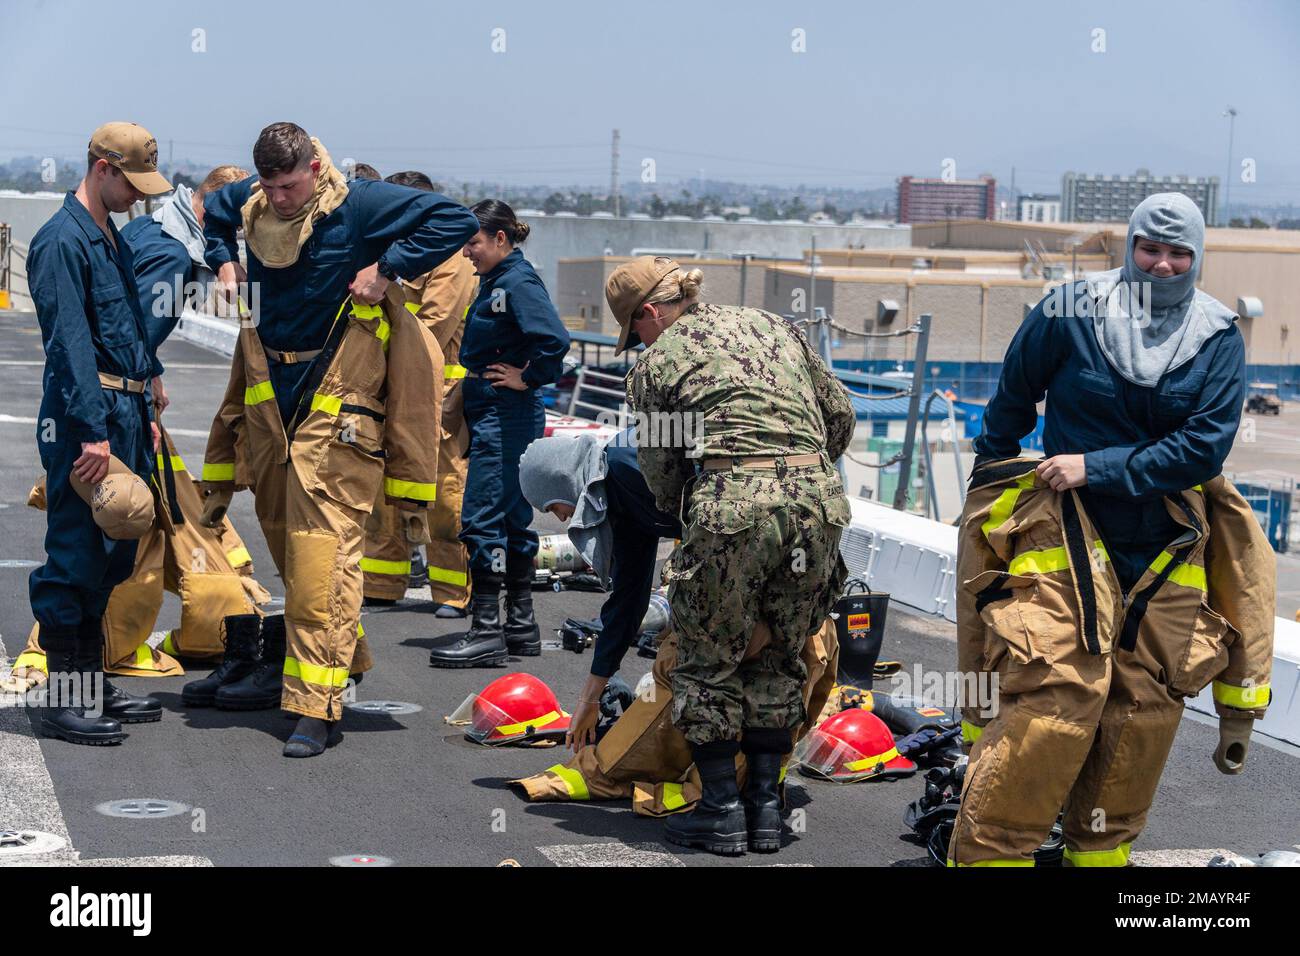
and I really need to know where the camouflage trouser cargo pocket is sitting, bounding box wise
[669,502,845,746]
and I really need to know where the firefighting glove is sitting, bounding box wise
[402,511,431,545]
[200,486,233,528]
[1212,718,1254,775]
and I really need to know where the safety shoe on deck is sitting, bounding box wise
[216,614,285,710]
[182,614,261,707]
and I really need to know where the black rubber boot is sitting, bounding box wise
[503,552,540,657]
[216,614,285,710]
[741,727,791,853]
[79,618,161,724]
[283,715,335,758]
[38,624,125,746]
[182,614,262,707]
[429,572,507,668]
[664,741,747,856]
[409,548,428,589]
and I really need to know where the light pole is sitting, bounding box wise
[1223,106,1237,226]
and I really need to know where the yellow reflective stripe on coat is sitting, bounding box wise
[283,656,350,688]
[13,650,47,674]
[361,557,412,576]
[226,547,252,567]
[1148,551,1208,592]
[947,858,1035,867]
[162,631,180,656]
[310,392,342,417]
[961,720,984,745]
[134,644,154,669]
[1063,843,1132,867]
[156,454,186,473]
[357,621,365,639]
[404,301,420,315]
[244,380,275,405]
[428,565,468,587]
[494,709,563,738]
[202,462,235,482]
[980,473,1036,539]
[661,782,687,810]
[546,763,590,800]
[385,477,436,502]
[345,300,389,347]
[444,364,467,379]
[1009,539,1109,576]
[1213,680,1271,710]
[844,747,900,772]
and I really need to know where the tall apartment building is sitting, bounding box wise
[1061,170,1220,225]
[896,176,996,224]
[1017,194,1061,223]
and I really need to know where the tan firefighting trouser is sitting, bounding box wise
[361,487,417,601]
[949,476,1267,867]
[245,420,374,720]
[8,428,268,686]
[511,618,840,815]
[361,375,469,607]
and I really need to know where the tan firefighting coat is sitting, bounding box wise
[510,618,840,815]
[361,256,476,601]
[957,457,1275,734]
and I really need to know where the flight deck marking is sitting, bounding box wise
[95,799,190,820]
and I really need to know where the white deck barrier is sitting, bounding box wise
[173,311,1300,747]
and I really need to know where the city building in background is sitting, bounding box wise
[896,175,997,224]
[1017,194,1062,223]
[1061,169,1221,225]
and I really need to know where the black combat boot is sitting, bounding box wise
[216,614,285,710]
[409,548,428,589]
[741,727,792,853]
[182,614,262,707]
[80,618,161,724]
[429,571,507,668]
[664,740,747,856]
[38,623,125,746]
[503,552,540,657]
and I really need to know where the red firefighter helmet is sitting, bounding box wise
[450,673,571,746]
[793,708,916,782]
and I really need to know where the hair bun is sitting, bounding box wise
[512,220,531,243]
[679,267,704,298]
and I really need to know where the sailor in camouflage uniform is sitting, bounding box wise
[606,256,855,856]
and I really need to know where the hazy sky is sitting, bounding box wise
[2,0,1298,202]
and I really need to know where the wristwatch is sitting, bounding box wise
[376,258,398,282]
